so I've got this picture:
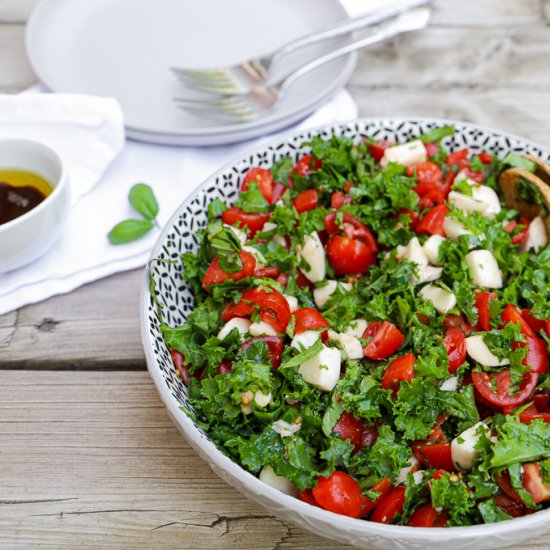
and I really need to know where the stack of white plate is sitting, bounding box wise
[26,0,356,146]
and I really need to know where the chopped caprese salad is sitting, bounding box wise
[161,126,550,526]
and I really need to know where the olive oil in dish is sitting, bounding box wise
[0,169,52,225]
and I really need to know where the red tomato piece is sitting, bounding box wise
[501,304,537,338]
[275,272,288,288]
[513,336,549,374]
[295,269,314,291]
[408,503,438,527]
[242,167,274,203]
[360,477,392,516]
[495,471,522,503]
[445,148,469,166]
[393,208,420,229]
[332,412,365,453]
[415,204,450,237]
[443,313,474,336]
[293,308,329,340]
[254,266,280,280]
[381,353,416,392]
[361,424,379,448]
[424,142,439,158]
[522,309,550,337]
[202,251,256,291]
[472,370,539,408]
[271,182,286,204]
[343,181,354,193]
[494,494,527,518]
[222,207,270,237]
[519,405,550,424]
[440,169,456,197]
[217,359,232,375]
[289,154,322,185]
[297,488,319,507]
[363,321,405,360]
[326,235,376,277]
[293,189,318,214]
[330,191,352,210]
[445,328,467,373]
[171,349,191,385]
[368,140,393,163]
[462,167,484,183]
[324,213,378,251]
[231,287,291,333]
[406,161,443,186]
[312,471,364,518]
[370,486,406,524]
[523,463,550,504]
[476,152,494,164]
[412,426,455,472]
[238,336,285,368]
[475,291,498,331]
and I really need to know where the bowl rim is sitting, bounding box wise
[0,137,68,233]
[140,116,550,542]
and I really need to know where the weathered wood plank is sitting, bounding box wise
[0,269,145,368]
[0,370,548,550]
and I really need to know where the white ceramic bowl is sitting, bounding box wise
[141,118,550,549]
[0,138,70,272]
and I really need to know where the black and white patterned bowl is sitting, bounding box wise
[140,118,550,549]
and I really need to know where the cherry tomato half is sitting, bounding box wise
[494,494,527,518]
[238,336,285,368]
[324,213,378,251]
[412,426,455,472]
[406,161,443,186]
[222,207,270,237]
[370,486,406,524]
[381,353,416,392]
[293,307,329,341]
[293,189,319,214]
[475,291,498,331]
[522,309,550,337]
[415,204,450,237]
[444,328,466,373]
[360,477,392,516]
[331,191,352,210]
[407,503,438,527]
[445,148,469,166]
[443,313,474,336]
[472,370,539,408]
[513,336,549,374]
[523,463,550,504]
[312,471,364,518]
[501,304,536,339]
[363,321,405,360]
[242,167,274,203]
[289,154,322,185]
[202,251,256,291]
[367,140,393,163]
[326,235,377,277]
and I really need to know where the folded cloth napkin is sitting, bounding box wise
[0,89,357,315]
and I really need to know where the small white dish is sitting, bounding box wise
[25,0,356,146]
[0,138,70,273]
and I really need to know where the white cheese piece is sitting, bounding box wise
[291,330,320,351]
[442,217,474,241]
[272,234,288,248]
[299,345,341,392]
[272,419,302,438]
[412,470,426,485]
[465,249,503,288]
[465,334,510,367]
[283,294,299,313]
[397,237,429,267]
[249,321,278,337]
[520,216,548,253]
[419,284,457,314]
[298,232,326,283]
[263,223,288,248]
[254,390,272,408]
[422,234,446,266]
[451,421,490,471]
[327,330,364,360]
[412,265,443,285]
[381,139,427,168]
[259,465,297,497]
[471,185,501,218]
[217,318,251,341]
[448,191,488,216]
[242,245,266,268]
[262,222,277,232]
[224,223,247,245]
[440,376,459,392]
[345,319,369,339]
[313,280,352,309]
[396,457,420,484]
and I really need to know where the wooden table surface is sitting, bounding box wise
[2,1,550,548]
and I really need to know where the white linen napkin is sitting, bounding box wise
[0,89,357,315]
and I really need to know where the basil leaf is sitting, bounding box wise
[129,183,159,220]
[234,182,269,213]
[107,218,154,244]
[502,152,536,172]
[208,198,227,220]
[418,125,456,143]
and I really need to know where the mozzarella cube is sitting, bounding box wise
[327,330,364,360]
[262,222,277,233]
[224,223,247,245]
[313,280,352,309]
[249,321,278,337]
[381,139,427,168]
[465,334,510,367]
[465,250,502,288]
[451,422,490,471]
[471,185,501,218]
[520,216,548,253]
[298,232,326,283]
[299,345,341,392]
[218,318,251,341]
[284,294,299,313]
[442,217,474,241]
[291,330,320,351]
[254,390,272,408]
[440,376,459,392]
[422,235,446,266]
[259,465,297,497]
[412,265,443,285]
[396,457,420,484]
[419,284,457,314]
[397,237,429,267]
[345,319,368,339]
[272,418,302,437]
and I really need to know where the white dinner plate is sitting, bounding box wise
[26,0,356,146]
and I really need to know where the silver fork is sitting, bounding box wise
[175,8,431,122]
[171,0,431,96]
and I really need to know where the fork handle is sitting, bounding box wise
[279,8,430,93]
[273,0,431,65]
